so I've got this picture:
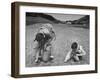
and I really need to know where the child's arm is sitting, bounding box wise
[76,46,86,56]
[53,31,56,41]
[33,28,39,41]
[51,29,56,41]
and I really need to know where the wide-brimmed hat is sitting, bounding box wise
[41,23,53,30]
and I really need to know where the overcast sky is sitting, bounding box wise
[47,13,85,21]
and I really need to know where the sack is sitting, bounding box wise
[42,45,51,62]
[42,50,51,62]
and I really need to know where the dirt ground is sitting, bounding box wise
[25,23,89,67]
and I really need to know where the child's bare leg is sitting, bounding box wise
[35,48,42,63]
[35,49,40,62]
[73,56,79,62]
[35,52,39,62]
[34,42,40,62]
[48,44,54,60]
[45,44,54,61]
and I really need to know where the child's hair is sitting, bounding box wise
[71,42,78,49]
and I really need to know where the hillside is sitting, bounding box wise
[72,15,89,28]
[26,13,61,25]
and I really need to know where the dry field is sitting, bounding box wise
[25,23,89,67]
